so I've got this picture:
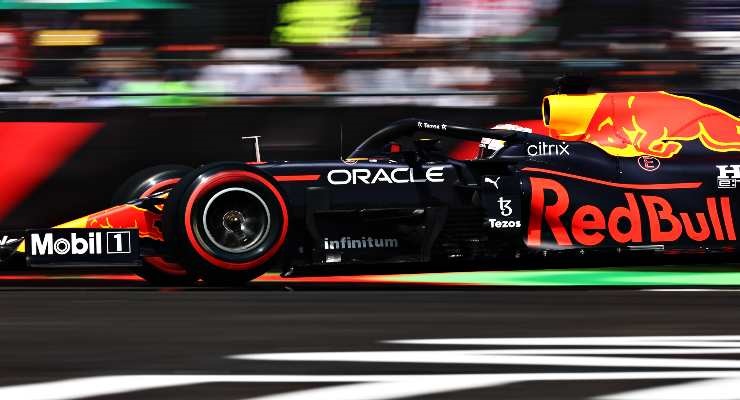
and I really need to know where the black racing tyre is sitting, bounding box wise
[112,164,193,206]
[113,164,196,285]
[162,162,289,285]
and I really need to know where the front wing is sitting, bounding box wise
[0,200,161,267]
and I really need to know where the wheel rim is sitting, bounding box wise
[181,169,290,271]
[198,187,271,254]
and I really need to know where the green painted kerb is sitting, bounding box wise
[379,268,740,286]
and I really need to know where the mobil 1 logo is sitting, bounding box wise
[26,229,139,266]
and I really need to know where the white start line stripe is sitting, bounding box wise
[387,335,740,347]
[641,289,740,292]
[5,336,740,400]
[4,373,740,400]
[596,377,740,400]
[237,351,740,369]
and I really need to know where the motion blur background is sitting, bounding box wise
[0,0,736,107]
[1,0,739,229]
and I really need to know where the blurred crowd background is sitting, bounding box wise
[0,0,736,107]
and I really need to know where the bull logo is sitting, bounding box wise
[86,205,164,241]
[543,91,740,158]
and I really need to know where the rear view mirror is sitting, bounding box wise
[383,142,402,154]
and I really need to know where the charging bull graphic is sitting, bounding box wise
[84,205,164,241]
[543,91,740,158]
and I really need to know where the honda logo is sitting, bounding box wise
[717,165,740,188]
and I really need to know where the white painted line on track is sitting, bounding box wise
[9,336,740,400]
[249,348,740,355]
[597,377,740,400]
[239,351,740,368]
[641,289,740,292]
[242,377,515,400]
[0,375,406,400]
[6,372,740,400]
[387,336,740,347]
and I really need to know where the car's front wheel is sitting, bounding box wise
[163,162,289,285]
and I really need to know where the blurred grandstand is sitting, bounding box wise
[0,0,736,107]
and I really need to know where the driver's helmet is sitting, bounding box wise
[477,123,533,159]
[478,137,506,159]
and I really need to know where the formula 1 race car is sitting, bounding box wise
[1,89,739,285]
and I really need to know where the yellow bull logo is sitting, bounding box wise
[543,91,740,158]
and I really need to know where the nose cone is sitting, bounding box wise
[542,93,606,137]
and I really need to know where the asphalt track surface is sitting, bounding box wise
[2,268,740,399]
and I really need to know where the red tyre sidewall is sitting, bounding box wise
[140,177,181,198]
[183,170,289,271]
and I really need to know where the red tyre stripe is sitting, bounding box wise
[140,178,181,198]
[183,171,289,271]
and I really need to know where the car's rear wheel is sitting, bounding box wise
[163,162,289,285]
[113,164,196,285]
